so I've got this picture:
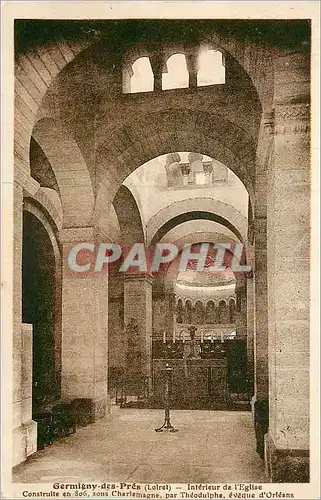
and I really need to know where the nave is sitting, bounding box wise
[13,407,267,484]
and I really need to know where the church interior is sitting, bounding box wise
[12,19,311,483]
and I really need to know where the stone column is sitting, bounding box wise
[124,274,153,391]
[235,277,247,339]
[250,111,272,450]
[203,163,213,185]
[188,152,203,184]
[150,52,164,92]
[254,217,269,402]
[59,227,109,420]
[185,50,198,88]
[12,167,39,465]
[265,53,310,482]
[246,273,255,395]
[21,324,37,456]
[251,216,269,458]
[180,163,191,186]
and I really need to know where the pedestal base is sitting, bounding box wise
[253,399,269,459]
[93,396,109,421]
[265,434,309,483]
[12,420,37,466]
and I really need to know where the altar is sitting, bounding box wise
[152,358,228,409]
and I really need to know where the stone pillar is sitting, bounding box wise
[246,274,255,395]
[203,163,213,185]
[186,50,198,88]
[12,167,39,466]
[169,293,176,338]
[21,324,37,456]
[180,163,191,186]
[252,216,269,458]
[235,277,247,339]
[188,152,203,184]
[124,274,153,390]
[265,53,310,482]
[59,227,109,420]
[251,110,272,451]
[150,52,164,92]
[254,217,269,402]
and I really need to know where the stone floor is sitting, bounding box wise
[13,407,267,483]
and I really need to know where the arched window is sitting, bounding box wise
[205,301,215,324]
[217,301,228,324]
[197,49,225,87]
[162,54,189,90]
[193,301,205,325]
[129,57,154,93]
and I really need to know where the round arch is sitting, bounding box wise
[32,118,95,228]
[22,201,62,402]
[150,210,244,247]
[113,185,145,247]
[153,230,239,296]
[95,109,255,207]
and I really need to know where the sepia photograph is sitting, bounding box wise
[1,2,320,498]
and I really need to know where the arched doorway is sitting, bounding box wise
[22,210,61,413]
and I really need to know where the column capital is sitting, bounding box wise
[165,152,181,166]
[149,51,165,91]
[274,102,310,136]
[203,163,213,175]
[185,48,199,88]
[262,110,275,135]
[188,152,203,164]
[124,272,153,285]
[58,226,95,244]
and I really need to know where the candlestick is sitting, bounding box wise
[201,330,204,343]
[211,334,214,343]
[163,331,166,344]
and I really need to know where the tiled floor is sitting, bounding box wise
[13,407,267,483]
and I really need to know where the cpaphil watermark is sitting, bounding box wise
[65,242,252,276]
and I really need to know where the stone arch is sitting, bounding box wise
[161,243,239,295]
[117,23,269,100]
[113,185,145,247]
[205,300,216,324]
[153,229,239,296]
[95,110,256,208]
[32,118,95,228]
[23,198,60,262]
[124,56,154,94]
[14,21,270,180]
[217,300,229,324]
[15,35,97,170]
[197,48,226,86]
[22,200,62,399]
[145,197,247,245]
[32,187,63,230]
[149,208,246,247]
[193,300,205,325]
[162,53,189,90]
